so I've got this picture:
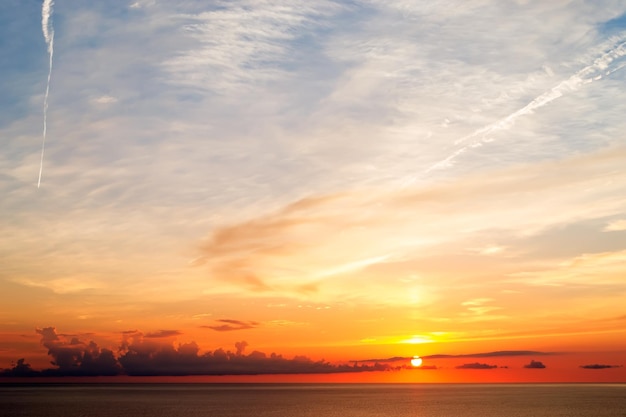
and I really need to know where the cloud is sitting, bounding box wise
[358,350,556,364]
[456,362,497,369]
[144,330,182,338]
[115,332,391,376]
[426,350,557,359]
[426,34,626,173]
[192,146,626,302]
[163,0,344,95]
[235,341,248,356]
[604,219,626,231]
[2,327,392,377]
[92,95,118,105]
[10,276,104,294]
[510,249,626,287]
[34,327,121,376]
[0,358,39,377]
[524,360,547,369]
[580,364,622,369]
[202,319,260,332]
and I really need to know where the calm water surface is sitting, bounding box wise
[1,383,626,417]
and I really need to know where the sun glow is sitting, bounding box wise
[410,356,423,367]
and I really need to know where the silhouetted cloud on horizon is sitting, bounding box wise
[580,364,622,369]
[358,350,559,363]
[456,362,498,369]
[0,327,390,377]
[524,360,546,369]
[427,350,559,359]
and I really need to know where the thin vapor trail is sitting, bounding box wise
[38,0,54,188]
[424,36,626,174]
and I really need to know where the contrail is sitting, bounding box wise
[424,36,626,174]
[38,0,55,188]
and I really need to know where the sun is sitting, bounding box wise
[410,355,423,367]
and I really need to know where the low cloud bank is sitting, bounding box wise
[456,362,498,369]
[580,364,622,369]
[0,327,389,377]
[359,350,557,364]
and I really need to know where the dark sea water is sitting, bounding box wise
[1,383,626,417]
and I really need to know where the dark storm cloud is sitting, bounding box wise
[1,327,390,377]
[144,330,182,338]
[456,362,498,369]
[580,364,622,369]
[524,360,546,369]
[202,319,259,331]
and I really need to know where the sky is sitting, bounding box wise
[1,0,626,383]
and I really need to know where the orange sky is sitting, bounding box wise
[2,1,626,383]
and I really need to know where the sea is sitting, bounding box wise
[1,383,625,417]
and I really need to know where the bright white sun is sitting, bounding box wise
[410,355,423,367]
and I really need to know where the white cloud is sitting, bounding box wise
[92,95,118,105]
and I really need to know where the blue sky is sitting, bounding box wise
[2,0,626,373]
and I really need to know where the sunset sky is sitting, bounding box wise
[1,0,626,382]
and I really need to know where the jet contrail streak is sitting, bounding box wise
[38,0,54,188]
[423,36,626,174]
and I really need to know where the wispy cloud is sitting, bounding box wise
[202,319,259,332]
[163,0,344,94]
[193,146,626,302]
[425,35,626,173]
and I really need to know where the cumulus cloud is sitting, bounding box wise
[524,360,547,369]
[456,362,498,369]
[580,364,622,369]
[202,319,259,332]
[34,327,121,376]
[1,327,390,377]
[235,341,248,356]
[0,358,39,377]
